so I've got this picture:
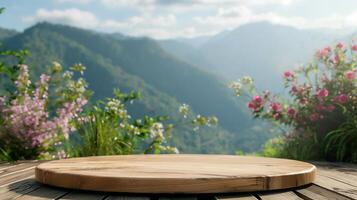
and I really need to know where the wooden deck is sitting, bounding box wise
[0,160,356,200]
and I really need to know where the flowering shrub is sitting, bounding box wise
[0,63,217,161]
[0,62,89,160]
[0,56,217,160]
[231,42,357,162]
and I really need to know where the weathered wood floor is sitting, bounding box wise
[0,160,356,200]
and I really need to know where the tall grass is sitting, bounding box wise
[325,118,357,162]
[66,108,134,157]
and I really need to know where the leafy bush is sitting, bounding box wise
[66,89,177,157]
[66,89,218,157]
[232,42,357,162]
[0,53,217,161]
[325,116,357,162]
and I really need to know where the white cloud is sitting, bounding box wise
[56,0,92,4]
[24,8,99,29]
[194,6,357,32]
[101,14,181,38]
[100,0,294,8]
[99,0,296,15]
[101,0,155,8]
[103,14,176,29]
[22,4,357,40]
[23,8,182,39]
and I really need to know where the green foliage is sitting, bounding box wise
[325,118,357,162]
[66,89,177,157]
[66,106,135,157]
[260,134,322,161]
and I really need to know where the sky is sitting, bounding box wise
[1,0,357,39]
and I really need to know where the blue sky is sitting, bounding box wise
[1,0,357,39]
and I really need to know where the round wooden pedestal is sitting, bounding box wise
[35,155,316,194]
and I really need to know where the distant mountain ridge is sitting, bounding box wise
[160,22,339,90]
[0,23,272,153]
[0,27,17,40]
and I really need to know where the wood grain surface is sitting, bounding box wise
[35,155,315,194]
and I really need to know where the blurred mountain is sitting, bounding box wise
[158,39,214,71]
[161,22,337,91]
[202,22,340,90]
[0,23,272,153]
[0,27,17,40]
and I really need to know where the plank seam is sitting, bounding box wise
[0,166,36,178]
[0,174,35,187]
[253,194,262,200]
[311,184,355,200]
[55,191,71,200]
[317,174,357,188]
[293,190,313,200]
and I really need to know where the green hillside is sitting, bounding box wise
[0,27,16,40]
[0,23,272,153]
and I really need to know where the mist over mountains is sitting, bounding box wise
[160,22,341,90]
[0,21,347,154]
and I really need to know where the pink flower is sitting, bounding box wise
[344,70,356,81]
[326,105,335,112]
[286,108,296,117]
[283,70,294,78]
[317,88,329,97]
[270,102,281,112]
[315,104,325,112]
[333,55,340,63]
[253,95,263,105]
[309,113,320,121]
[291,85,299,94]
[336,42,344,49]
[316,49,329,58]
[352,44,357,51]
[247,95,264,112]
[334,94,348,104]
[273,113,280,120]
[324,46,332,52]
[299,98,308,105]
[247,102,256,110]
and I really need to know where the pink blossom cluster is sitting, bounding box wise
[0,65,87,157]
[247,95,264,112]
[241,42,356,133]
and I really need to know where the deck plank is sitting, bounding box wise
[0,161,40,178]
[258,191,303,200]
[158,198,197,200]
[15,185,69,200]
[0,162,11,170]
[59,190,107,200]
[215,194,258,199]
[0,167,36,187]
[314,174,357,199]
[105,196,150,200]
[295,184,351,200]
[0,179,41,200]
[316,163,357,186]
